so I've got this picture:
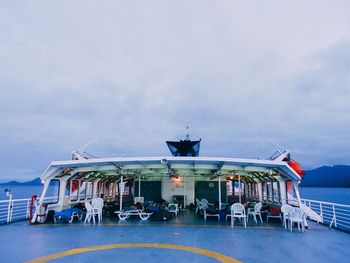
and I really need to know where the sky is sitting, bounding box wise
[0,1,350,181]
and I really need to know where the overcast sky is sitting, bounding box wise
[1,1,350,181]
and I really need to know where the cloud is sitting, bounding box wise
[0,1,350,180]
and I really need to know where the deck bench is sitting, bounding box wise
[115,210,153,221]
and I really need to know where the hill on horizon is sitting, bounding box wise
[300,165,350,187]
[0,177,41,186]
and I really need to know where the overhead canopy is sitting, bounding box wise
[40,156,302,183]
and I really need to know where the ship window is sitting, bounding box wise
[70,180,79,201]
[262,182,267,201]
[115,182,119,195]
[250,184,254,199]
[98,182,104,197]
[45,179,60,204]
[65,181,70,197]
[234,181,244,196]
[255,183,259,199]
[267,182,273,202]
[272,181,281,204]
[86,181,93,199]
[286,180,297,205]
[79,181,86,200]
[109,183,114,197]
[104,182,109,197]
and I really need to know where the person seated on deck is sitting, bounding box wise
[205,201,220,215]
[132,202,142,210]
[104,201,118,216]
[129,202,143,211]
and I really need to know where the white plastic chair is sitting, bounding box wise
[196,198,206,214]
[92,197,104,223]
[201,198,210,207]
[195,198,201,214]
[230,203,246,228]
[289,207,306,232]
[202,203,220,221]
[281,204,293,229]
[84,201,99,224]
[167,204,179,217]
[247,202,263,223]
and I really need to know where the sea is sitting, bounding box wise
[0,185,349,205]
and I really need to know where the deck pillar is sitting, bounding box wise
[218,175,222,210]
[238,174,241,204]
[119,176,124,211]
[138,175,141,198]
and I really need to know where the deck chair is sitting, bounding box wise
[199,202,218,221]
[167,204,179,217]
[281,204,293,229]
[203,207,220,221]
[195,198,205,214]
[289,207,306,232]
[247,202,263,223]
[195,198,200,214]
[92,197,104,223]
[84,201,99,224]
[230,203,246,228]
[201,198,210,207]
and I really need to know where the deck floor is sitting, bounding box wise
[1,210,350,262]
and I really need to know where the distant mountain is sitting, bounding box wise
[300,165,350,187]
[0,177,41,186]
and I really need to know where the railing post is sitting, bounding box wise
[329,205,337,228]
[26,200,30,219]
[319,202,323,223]
[7,196,13,224]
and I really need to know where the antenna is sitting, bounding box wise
[72,137,100,160]
[185,125,190,140]
[261,134,287,151]
[76,137,100,152]
[119,150,129,157]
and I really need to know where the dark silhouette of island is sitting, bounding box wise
[300,165,350,187]
[0,178,41,186]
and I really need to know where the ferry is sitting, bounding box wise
[1,137,350,262]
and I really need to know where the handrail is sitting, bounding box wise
[0,196,57,224]
[301,198,350,232]
[301,198,350,208]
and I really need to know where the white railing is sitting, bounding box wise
[0,196,58,224]
[301,198,350,232]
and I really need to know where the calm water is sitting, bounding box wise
[299,187,350,205]
[0,185,349,205]
[0,185,45,200]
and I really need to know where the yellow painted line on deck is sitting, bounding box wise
[26,243,241,263]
